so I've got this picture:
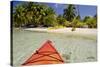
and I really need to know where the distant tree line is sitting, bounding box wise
[13,2,97,29]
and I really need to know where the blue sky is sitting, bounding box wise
[12,1,97,19]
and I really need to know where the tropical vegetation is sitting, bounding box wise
[13,2,97,31]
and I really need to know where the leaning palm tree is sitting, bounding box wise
[63,4,77,22]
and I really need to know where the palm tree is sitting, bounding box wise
[76,5,81,20]
[13,4,26,27]
[63,4,77,22]
[13,2,57,27]
[57,15,66,25]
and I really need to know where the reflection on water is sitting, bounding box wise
[13,29,97,66]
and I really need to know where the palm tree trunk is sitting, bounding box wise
[77,5,81,20]
[77,5,79,16]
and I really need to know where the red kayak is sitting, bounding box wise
[22,40,64,65]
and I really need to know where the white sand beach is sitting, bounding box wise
[24,28,97,35]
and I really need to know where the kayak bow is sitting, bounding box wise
[22,40,64,65]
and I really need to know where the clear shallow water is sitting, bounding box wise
[13,29,97,66]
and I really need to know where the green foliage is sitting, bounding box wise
[82,15,97,28]
[13,2,97,29]
[71,17,87,31]
[71,17,78,31]
[43,14,57,27]
[13,4,26,27]
[63,4,76,22]
[76,21,86,28]
[86,17,97,28]
[71,17,78,27]
[57,15,71,27]
[76,15,81,21]
[13,2,56,27]
[83,16,90,22]
[57,15,67,26]
[63,20,71,27]
[48,25,66,30]
[45,7,55,16]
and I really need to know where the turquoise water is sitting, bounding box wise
[13,29,97,66]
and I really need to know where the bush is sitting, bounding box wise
[43,14,58,27]
[57,15,72,27]
[47,25,66,30]
[86,17,97,28]
[76,21,86,28]
[63,21,71,27]
[71,17,87,28]
[71,17,78,28]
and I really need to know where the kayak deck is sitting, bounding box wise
[22,40,64,65]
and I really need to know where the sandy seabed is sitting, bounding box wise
[13,28,97,65]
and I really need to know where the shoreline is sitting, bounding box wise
[23,28,97,35]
